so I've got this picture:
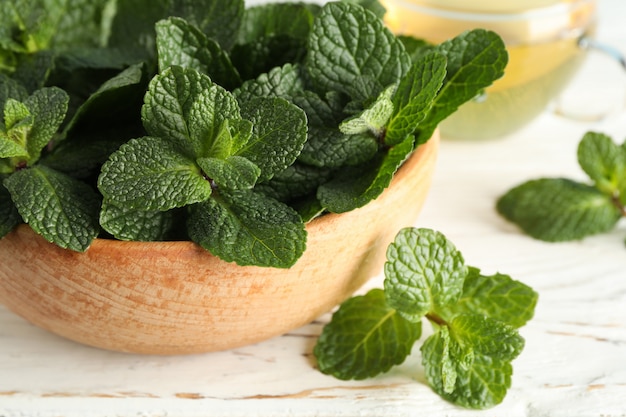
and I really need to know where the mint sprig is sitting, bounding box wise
[497,131,626,242]
[314,228,538,409]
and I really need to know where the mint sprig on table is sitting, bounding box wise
[0,0,507,267]
[497,131,626,242]
[314,228,538,409]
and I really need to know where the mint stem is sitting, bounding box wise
[425,312,448,327]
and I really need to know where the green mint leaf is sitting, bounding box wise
[0,75,28,108]
[339,84,395,136]
[142,66,214,158]
[1,99,30,159]
[231,36,306,82]
[422,329,513,409]
[0,133,28,159]
[306,2,410,101]
[449,314,524,362]
[238,96,308,181]
[237,3,314,45]
[291,90,343,128]
[3,165,100,252]
[22,87,69,162]
[398,35,436,63]
[233,63,305,103]
[99,201,176,242]
[196,156,260,190]
[207,118,253,159]
[188,189,306,268]
[2,0,109,53]
[232,3,314,80]
[444,267,539,328]
[256,162,332,203]
[42,129,132,179]
[187,81,242,158]
[437,325,458,394]
[143,66,241,159]
[62,63,147,138]
[301,126,378,169]
[3,98,30,130]
[316,135,413,213]
[293,91,378,169]
[155,17,241,90]
[98,136,212,211]
[386,52,447,146]
[417,30,507,143]
[384,228,467,322]
[0,182,21,238]
[340,0,386,19]
[577,131,626,195]
[108,0,169,60]
[497,178,622,241]
[169,0,244,51]
[314,288,421,380]
[10,50,56,93]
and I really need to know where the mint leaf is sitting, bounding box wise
[306,2,410,101]
[3,165,100,251]
[256,162,332,203]
[421,330,513,409]
[339,84,395,136]
[314,289,421,380]
[316,135,414,213]
[238,96,308,181]
[188,189,306,268]
[384,228,467,322]
[386,52,446,145]
[169,0,244,51]
[98,136,212,211]
[3,98,30,130]
[497,178,622,241]
[62,63,147,138]
[186,81,242,158]
[417,30,507,143]
[100,201,176,242]
[237,3,314,45]
[232,3,314,80]
[300,127,378,169]
[42,129,131,179]
[1,99,30,158]
[142,66,216,158]
[233,63,304,103]
[0,75,28,107]
[341,0,386,19]
[577,131,626,195]
[291,90,344,128]
[22,87,69,162]
[449,314,524,362]
[0,182,20,238]
[398,35,435,63]
[444,267,539,328]
[155,17,240,90]
[2,0,109,53]
[196,156,260,190]
[108,0,169,60]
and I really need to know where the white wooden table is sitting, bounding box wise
[2,1,626,416]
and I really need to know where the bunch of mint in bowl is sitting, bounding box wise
[0,0,538,410]
[0,0,507,267]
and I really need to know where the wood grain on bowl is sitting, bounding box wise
[0,133,438,354]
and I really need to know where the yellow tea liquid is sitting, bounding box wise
[382,0,597,139]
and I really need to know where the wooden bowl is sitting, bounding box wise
[0,134,438,354]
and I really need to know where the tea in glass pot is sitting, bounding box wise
[382,0,598,140]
